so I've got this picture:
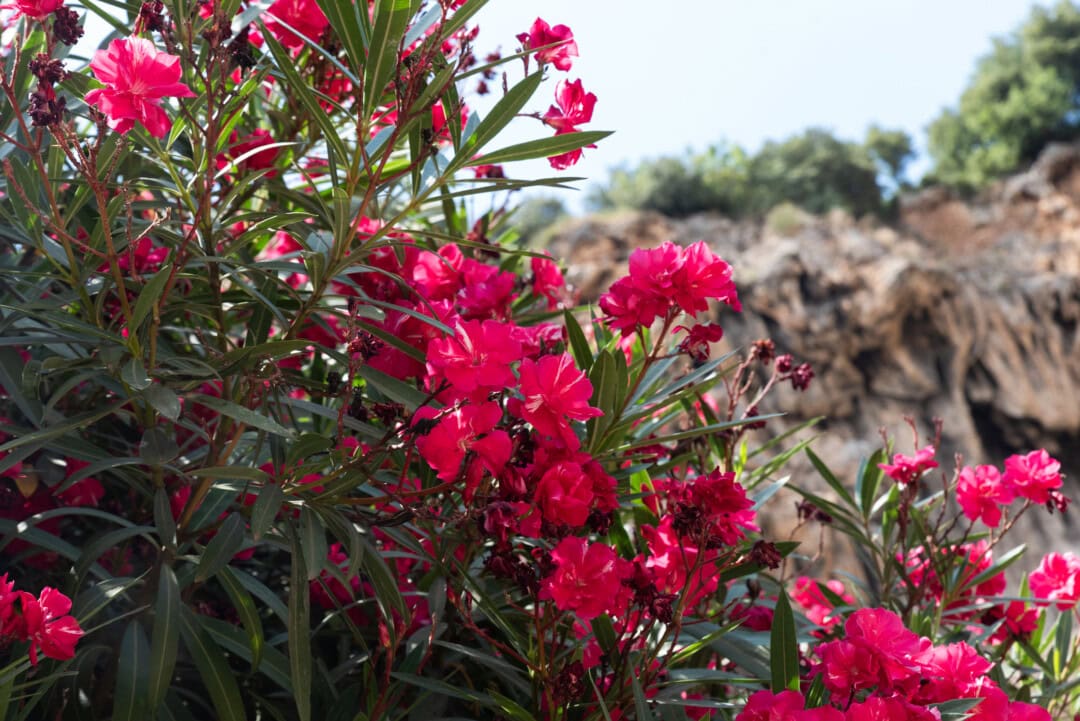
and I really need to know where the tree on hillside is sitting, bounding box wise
[928,1,1080,190]
[747,128,883,216]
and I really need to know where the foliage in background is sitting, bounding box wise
[927,0,1080,190]
[588,127,913,221]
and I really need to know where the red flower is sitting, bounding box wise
[672,241,740,314]
[543,79,597,170]
[426,319,521,400]
[814,608,931,702]
[676,323,724,363]
[216,129,280,178]
[264,0,328,49]
[1029,552,1080,609]
[517,352,602,449]
[0,0,63,20]
[877,445,938,486]
[1002,449,1062,504]
[791,577,852,630]
[956,464,1013,527]
[10,586,84,665]
[688,468,757,545]
[412,244,464,301]
[517,18,578,71]
[531,254,568,309]
[85,37,195,138]
[413,403,511,488]
[534,461,594,527]
[541,537,630,620]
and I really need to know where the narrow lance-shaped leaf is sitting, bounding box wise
[147,565,180,712]
[113,621,151,721]
[288,527,313,721]
[179,607,248,721]
[770,588,800,693]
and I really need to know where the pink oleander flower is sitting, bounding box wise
[844,696,939,721]
[1002,449,1062,505]
[735,689,844,721]
[412,244,465,302]
[541,537,630,620]
[413,402,511,488]
[426,319,522,400]
[642,516,718,606]
[543,78,597,169]
[676,323,725,363]
[1029,552,1080,609]
[216,128,280,178]
[672,241,740,314]
[957,463,1013,527]
[0,0,63,20]
[791,577,853,630]
[688,468,757,545]
[516,352,602,448]
[878,445,938,486]
[457,258,517,320]
[814,608,931,702]
[1008,702,1051,721]
[264,0,328,49]
[517,17,578,71]
[914,641,992,703]
[531,254,568,309]
[13,586,84,665]
[534,461,594,527]
[85,37,196,138]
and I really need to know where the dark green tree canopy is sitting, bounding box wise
[928,1,1080,190]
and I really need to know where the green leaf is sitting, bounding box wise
[200,617,293,692]
[154,488,177,551]
[300,506,328,581]
[113,621,151,721]
[451,72,542,166]
[179,607,247,721]
[191,393,297,439]
[770,589,800,693]
[857,449,886,520]
[259,25,345,178]
[632,673,656,721]
[591,615,618,658]
[357,365,429,411]
[563,310,594,371]
[196,513,246,583]
[470,130,613,166]
[145,384,182,421]
[288,527,313,721]
[364,0,415,119]
[315,0,368,72]
[130,269,171,332]
[147,565,181,712]
[122,357,152,390]
[217,567,266,674]
[805,447,855,506]
[140,426,180,465]
[250,481,285,541]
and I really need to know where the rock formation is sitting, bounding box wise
[546,142,1080,573]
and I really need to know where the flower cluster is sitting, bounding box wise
[0,575,83,665]
[956,449,1065,526]
[739,608,1050,721]
[517,17,599,169]
[600,240,740,337]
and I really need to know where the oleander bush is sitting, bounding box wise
[0,1,1077,720]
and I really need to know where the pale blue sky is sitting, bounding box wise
[471,0,1056,202]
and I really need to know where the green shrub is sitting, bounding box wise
[928,1,1080,190]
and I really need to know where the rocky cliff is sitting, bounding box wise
[546,142,1080,570]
